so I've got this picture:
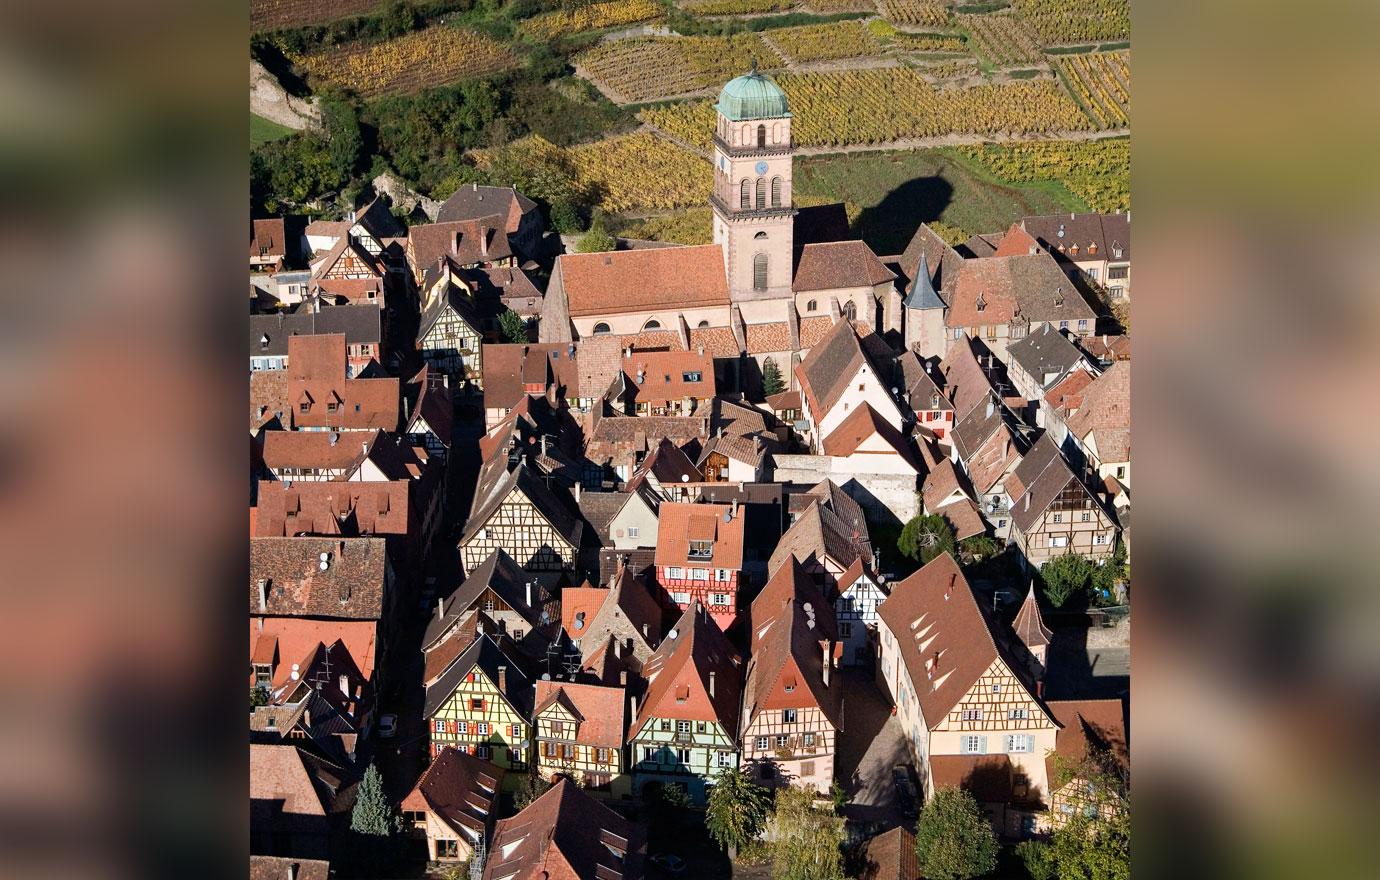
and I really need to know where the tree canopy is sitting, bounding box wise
[762,357,785,397]
[498,308,529,344]
[350,763,401,837]
[898,513,957,565]
[768,785,845,880]
[913,787,998,880]
[705,768,771,857]
[1040,552,1095,608]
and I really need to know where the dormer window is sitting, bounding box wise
[1088,242,1097,255]
[1054,288,1065,307]
[975,293,986,313]
[1069,244,1079,256]
[688,540,712,560]
[260,334,270,349]
[1112,241,1123,259]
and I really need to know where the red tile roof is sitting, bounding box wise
[743,559,842,730]
[689,325,740,357]
[251,218,287,259]
[1045,368,1094,416]
[249,536,387,621]
[744,321,791,354]
[992,222,1041,258]
[621,349,715,404]
[401,746,502,838]
[793,241,896,292]
[483,778,643,880]
[653,502,745,570]
[561,586,610,642]
[1046,698,1128,783]
[797,315,836,350]
[929,754,1014,803]
[820,402,920,469]
[559,244,728,317]
[860,827,920,880]
[636,602,742,734]
[877,554,1039,726]
[254,479,410,538]
[409,215,512,271]
[1065,360,1130,462]
[534,680,627,748]
[945,252,1096,329]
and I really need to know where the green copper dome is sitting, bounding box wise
[715,66,790,121]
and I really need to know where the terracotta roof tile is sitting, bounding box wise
[654,502,745,569]
[534,680,626,748]
[1020,212,1130,261]
[635,602,742,734]
[408,216,512,272]
[250,536,387,621]
[559,244,728,317]
[945,252,1096,329]
[689,325,740,357]
[743,558,842,732]
[483,778,644,880]
[744,321,791,354]
[860,827,920,880]
[1065,361,1130,462]
[249,856,330,880]
[793,241,895,292]
[929,754,1014,803]
[1046,698,1128,781]
[820,402,920,470]
[797,316,836,350]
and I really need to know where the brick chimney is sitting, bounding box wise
[708,670,716,699]
[339,674,349,694]
[498,665,507,694]
[480,227,489,257]
[257,579,268,613]
[821,641,831,688]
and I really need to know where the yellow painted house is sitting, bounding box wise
[424,634,534,792]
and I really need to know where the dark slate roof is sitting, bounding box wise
[896,223,964,301]
[460,462,583,552]
[1020,211,1130,261]
[902,251,944,310]
[436,184,537,226]
[250,304,381,358]
[1009,433,1099,533]
[424,549,555,649]
[1006,322,1089,390]
[424,634,535,720]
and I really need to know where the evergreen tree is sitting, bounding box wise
[762,356,785,396]
[705,768,771,859]
[768,785,845,880]
[350,763,400,837]
[498,308,529,344]
[913,787,998,880]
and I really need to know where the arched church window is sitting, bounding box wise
[757,124,766,148]
[843,301,857,321]
[643,319,662,331]
[753,254,768,291]
[755,178,766,209]
[592,322,611,335]
[754,231,767,240]
[771,177,782,207]
[740,179,750,209]
[697,320,710,328]
[806,299,817,313]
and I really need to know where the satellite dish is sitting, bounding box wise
[681,474,689,483]
[541,673,551,680]
[668,627,679,639]
[891,387,899,395]
[520,739,530,750]
[803,602,813,612]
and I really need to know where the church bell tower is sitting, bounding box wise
[710,64,795,301]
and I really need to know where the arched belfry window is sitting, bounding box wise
[740,179,750,209]
[753,254,768,291]
[755,178,766,209]
[771,177,782,207]
[757,124,767,148]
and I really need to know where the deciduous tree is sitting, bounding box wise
[898,513,956,565]
[705,768,770,859]
[1040,552,1094,608]
[498,308,529,344]
[913,787,998,879]
[768,785,845,880]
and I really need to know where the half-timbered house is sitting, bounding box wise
[416,267,488,386]
[628,602,742,804]
[1008,433,1117,568]
[400,746,503,863]
[562,565,663,681]
[404,365,453,467]
[533,680,630,797]
[876,554,1058,835]
[423,635,534,791]
[767,484,872,599]
[740,558,842,792]
[287,333,400,433]
[458,463,583,576]
[833,558,889,666]
[1044,699,1127,828]
[426,549,561,663]
[405,216,515,288]
[653,502,746,631]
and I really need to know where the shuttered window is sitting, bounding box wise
[753,254,768,290]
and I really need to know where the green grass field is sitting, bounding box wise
[251,113,294,149]
[793,147,1083,255]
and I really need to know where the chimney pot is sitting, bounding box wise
[257,579,268,612]
[525,581,533,610]
[436,598,444,621]
[574,481,582,503]
[821,641,831,688]
[641,622,649,639]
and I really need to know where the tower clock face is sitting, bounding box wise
[755,161,768,175]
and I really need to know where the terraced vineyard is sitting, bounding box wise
[578,35,784,102]
[680,0,795,13]
[250,0,376,33]
[767,21,883,63]
[1011,0,1130,44]
[571,132,713,212]
[642,68,1090,148]
[887,32,969,54]
[520,0,663,40]
[961,11,1044,65]
[876,0,952,27]
[1056,51,1130,129]
[802,0,876,11]
[955,138,1129,212]
[292,26,519,97]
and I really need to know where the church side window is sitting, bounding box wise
[757,124,766,148]
[755,178,765,209]
[771,177,781,207]
[592,322,611,335]
[740,179,750,209]
[753,254,768,291]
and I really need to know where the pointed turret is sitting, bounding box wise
[1013,583,1052,673]
[903,252,944,311]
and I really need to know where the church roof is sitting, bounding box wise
[716,68,790,121]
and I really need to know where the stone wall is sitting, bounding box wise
[771,455,919,525]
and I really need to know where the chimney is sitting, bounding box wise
[540,435,548,457]
[708,670,716,699]
[1024,493,1030,511]
[641,622,649,639]
[362,441,369,455]
[697,344,705,357]
[525,581,533,609]
[574,481,583,503]
[480,227,489,257]
[630,694,638,719]
[473,182,478,192]
[821,641,831,688]
[436,598,444,621]
[1036,680,1044,699]
[498,665,507,693]
[452,231,461,254]
[257,579,268,613]
[339,674,349,694]
[984,397,994,419]
[303,708,311,728]
[613,639,622,659]
[546,382,558,406]
[288,862,298,880]
[731,498,739,519]
[619,669,628,687]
